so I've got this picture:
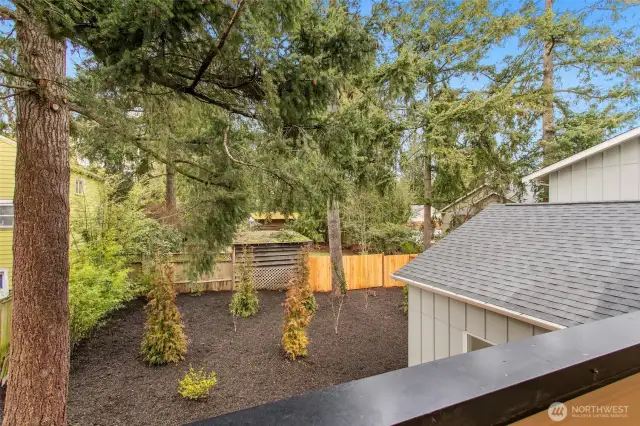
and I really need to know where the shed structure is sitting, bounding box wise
[392,202,640,367]
[233,230,311,290]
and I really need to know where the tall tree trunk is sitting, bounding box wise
[327,196,345,295]
[165,163,176,212]
[423,152,432,249]
[3,5,70,426]
[541,0,555,165]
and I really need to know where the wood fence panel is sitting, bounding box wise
[309,256,332,292]
[0,296,11,349]
[384,254,418,287]
[344,254,383,289]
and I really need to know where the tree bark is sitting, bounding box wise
[423,152,432,249]
[541,0,555,165]
[327,196,345,295]
[165,163,176,212]
[3,4,70,426]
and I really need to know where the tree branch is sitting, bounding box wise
[0,6,16,21]
[69,102,232,188]
[222,125,298,190]
[189,0,245,91]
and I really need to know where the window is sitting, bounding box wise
[0,268,8,298]
[463,332,494,353]
[75,178,86,195]
[0,201,13,228]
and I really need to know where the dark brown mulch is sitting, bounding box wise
[68,288,407,426]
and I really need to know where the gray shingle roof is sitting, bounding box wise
[392,202,640,328]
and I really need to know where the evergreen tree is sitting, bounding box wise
[141,264,188,365]
[229,246,259,320]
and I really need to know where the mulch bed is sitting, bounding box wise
[68,288,407,425]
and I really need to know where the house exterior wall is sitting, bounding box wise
[0,138,16,290]
[0,138,104,292]
[408,286,549,366]
[548,137,640,202]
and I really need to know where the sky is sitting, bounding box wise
[10,0,640,131]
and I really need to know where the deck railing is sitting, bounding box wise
[188,310,640,426]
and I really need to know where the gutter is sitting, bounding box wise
[391,274,566,331]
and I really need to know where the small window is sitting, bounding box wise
[464,332,494,353]
[0,202,13,228]
[75,178,86,195]
[0,268,8,298]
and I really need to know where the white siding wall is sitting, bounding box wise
[549,138,640,202]
[408,287,549,366]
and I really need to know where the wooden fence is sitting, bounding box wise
[309,254,418,292]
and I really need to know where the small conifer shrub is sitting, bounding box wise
[141,264,187,365]
[282,283,311,359]
[296,248,318,316]
[178,365,217,400]
[229,246,259,319]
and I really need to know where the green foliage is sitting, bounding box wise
[402,284,408,315]
[367,223,423,255]
[293,248,318,316]
[229,247,259,319]
[69,234,133,345]
[282,283,311,360]
[285,214,324,244]
[0,341,9,385]
[178,366,217,401]
[141,265,188,365]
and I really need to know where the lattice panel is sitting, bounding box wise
[251,267,296,290]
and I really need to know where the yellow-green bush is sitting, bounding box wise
[178,366,217,400]
[141,265,188,365]
[69,234,133,346]
[282,284,311,359]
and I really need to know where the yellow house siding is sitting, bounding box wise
[69,171,105,227]
[0,138,16,200]
[0,138,16,290]
[0,137,106,292]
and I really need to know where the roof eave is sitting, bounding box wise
[522,127,640,183]
[392,274,567,331]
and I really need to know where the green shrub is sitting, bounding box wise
[229,246,259,318]
[285,214,324,243]
[402,284,408,315]
[368,223,423,254]
[294,248,317,316]
[69,234,133,345]
[178,365,217,400]
[141,265,188,365]
[282,284,311,360]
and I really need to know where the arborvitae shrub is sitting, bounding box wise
[282,283,311,359]
[402,284,408,315]
[296,248,317,315]
[229,246,259,318]
[141,265,187,365]
[178,365,217,400]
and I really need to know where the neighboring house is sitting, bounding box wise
[393,202,640,367]
[408,205,438,227]
[0,136,105,296]
[522,127,640,202]
[438,184,514,233]
[250,212,298,230]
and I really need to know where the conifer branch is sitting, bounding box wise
[189,0,246,91]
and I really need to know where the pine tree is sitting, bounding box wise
[141,265,187,365]
[229,246,259,319]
